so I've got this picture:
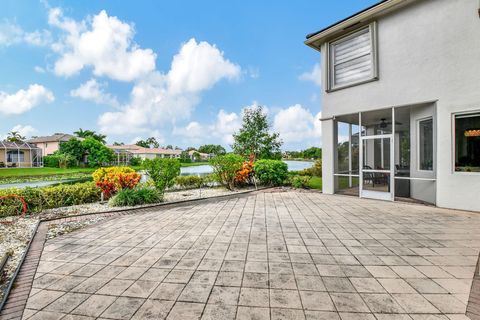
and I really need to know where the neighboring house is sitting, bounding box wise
[0,141,43,168]
[305,0,480,211]
[107,144,183,163]
[187,150,211,162]
[27,133,77,155]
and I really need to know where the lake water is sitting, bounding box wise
[0,161,314,189]
[179,160,314,176]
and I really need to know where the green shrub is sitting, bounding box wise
[179,158,192,163]
[175,175,203,189]
[0,182,101,217]
[209,154,244,190]
[109,186,162,207]
[290,175,311,189]
[298,159,322,177]
[142,158,181,195]
[253,160,288,186]
[43,155,60,168]
[129,157,142,166]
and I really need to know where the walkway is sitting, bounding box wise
[16,191,480,319]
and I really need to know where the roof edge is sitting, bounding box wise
[305,0,412,51]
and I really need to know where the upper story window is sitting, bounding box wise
[328,23,378,91]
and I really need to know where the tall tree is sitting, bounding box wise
[232,106,282,159]
[74,128,107,144]
[6,131,26,143]
[58,138,85,163]
[135,137,160,148]
[198,144,226,156]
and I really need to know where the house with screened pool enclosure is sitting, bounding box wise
[305,0,480,211]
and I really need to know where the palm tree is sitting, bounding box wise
[74,128,107,144]
[6,131,26,143]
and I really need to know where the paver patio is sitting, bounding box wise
[18,190,480,319]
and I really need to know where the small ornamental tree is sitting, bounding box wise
[142,158,181,195]
[232,106,283,160]
[209,154,244,190]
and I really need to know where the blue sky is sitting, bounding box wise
[0,0,378,150]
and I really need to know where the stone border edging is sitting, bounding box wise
[467,253,480,319]
[0,187,270,319]
[0,219,40,318]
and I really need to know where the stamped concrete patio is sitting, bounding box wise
[21,190,480,320]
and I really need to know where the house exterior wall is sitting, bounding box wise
[320,0,480,211]
[35,141,61,155]
[0,149,33,167]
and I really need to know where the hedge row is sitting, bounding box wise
[0,182,101,217]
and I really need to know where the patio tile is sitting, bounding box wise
[167,302,204,320]
[44,292,90,313]
[131,298,174,319]
[26,290,65,310]
[239,287,269,307]
[150,282,185,300]
[201,304,236,320]
[391,293,440,313]
[269,289,302,308]
[72,294,117,317]
[122,280,160,298]
[299,291,335,311]
[330,293,370,312]
[271,308,306,320]
[208,286,240,305]
[100,296,145,319]
[295,275,326,291]
[361,293,405,313]
[350,277,385,293]
[236,306,270,320]
[323,277,356,293]
[97,279,134,295]
[178,283,213,303]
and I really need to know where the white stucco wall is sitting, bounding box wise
[320,0,480,211]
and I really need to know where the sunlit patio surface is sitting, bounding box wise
[22,190,480,320]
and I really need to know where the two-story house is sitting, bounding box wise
[305,0,480,211]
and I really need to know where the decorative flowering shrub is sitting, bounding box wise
[92,167,141,197]
[235,155,254,185]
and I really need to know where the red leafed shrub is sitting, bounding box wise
[92,167,141,198]
[235,155,254,185]
[95,181,116,198]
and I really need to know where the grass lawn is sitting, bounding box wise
[308,176,322,190]
[0,167,95,178]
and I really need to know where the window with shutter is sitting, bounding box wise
[328,23,378,91]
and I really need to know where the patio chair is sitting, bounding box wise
[0,161,4,168]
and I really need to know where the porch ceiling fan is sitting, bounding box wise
[376,118,402,129]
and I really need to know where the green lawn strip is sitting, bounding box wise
[308,176,322,190]
[0,167,95,178]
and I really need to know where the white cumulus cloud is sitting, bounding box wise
[10,124,37,138]
[0,21,51,47]
[273,104,322,149]
[48,8,156,81]
[0,84,54,115]
[167,39,240,94]
[299,63,321,86]
[70,79,119,107]
[98,38,241,136]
